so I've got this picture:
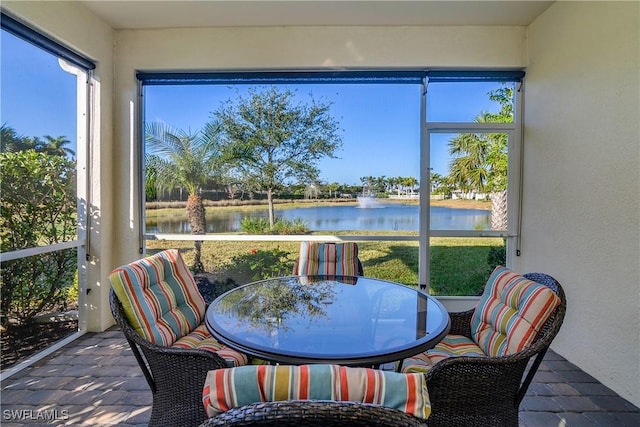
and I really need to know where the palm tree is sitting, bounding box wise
[448,86,513,230]
[145,122,222,272]
[41,135,75,158]
[0,124,26,152]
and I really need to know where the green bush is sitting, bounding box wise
[240,216,309,234]
[487,241,507,273]
[240,217,271,234]
[0,150,77,326]
[227,247,292,282]
[273,217,308,234]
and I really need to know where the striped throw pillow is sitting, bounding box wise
[202,364,431,420]
[109,249,205,346]
[297,242,360,276]
[470,266,561,357]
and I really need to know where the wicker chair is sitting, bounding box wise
[199,400,427,426]
[412,272,567,427]
[110,289,229,427]
[108,250,248,427]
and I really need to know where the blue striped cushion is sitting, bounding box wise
[109,249,205,346]
[471,266,560,356]
[297,242,360,276]
[203,364,430,419]
[401,334,485,373]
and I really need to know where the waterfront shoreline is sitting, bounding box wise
[146,197,491,215]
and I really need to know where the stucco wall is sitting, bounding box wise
[521,1,640,406]
[3,1,116,332]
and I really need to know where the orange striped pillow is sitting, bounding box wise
[471,266,560,356]
[202,364,430,420]
[109,249,205,346]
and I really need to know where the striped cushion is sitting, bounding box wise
[109,249,205,346]
[172,324,248,367]
[401,335,484,373]
[297,242,360,276]
[471,266,561,357]
[202,364,430,420]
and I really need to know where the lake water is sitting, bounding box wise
[146,203,491,233]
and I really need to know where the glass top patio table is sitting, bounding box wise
[205,275,450,367]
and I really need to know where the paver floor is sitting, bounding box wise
[1,328,639,426]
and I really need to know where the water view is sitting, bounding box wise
[146,203,491,234]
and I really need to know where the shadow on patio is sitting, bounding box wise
[1,328,638,426]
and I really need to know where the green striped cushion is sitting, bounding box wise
[401,335,485,373]
[172,324,248,367]
[297,242,359,276]
[202,364,431,420]
[108,249,205,346]
[471,266,561,357]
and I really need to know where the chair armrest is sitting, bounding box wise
[448,309,474,337]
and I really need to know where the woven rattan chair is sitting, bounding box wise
[108,250,248,427]
[110,289,229,427]
[199,400,427,426]
[411,271,567,427]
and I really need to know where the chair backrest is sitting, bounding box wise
[200,400,427,426]
[470,266,563,357]
[108,249,205,346]
[293,242,364,276]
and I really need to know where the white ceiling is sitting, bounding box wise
[79,1,555,30]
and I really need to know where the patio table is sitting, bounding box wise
[205,275,450,369]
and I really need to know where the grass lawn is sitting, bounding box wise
[147,235,503,296]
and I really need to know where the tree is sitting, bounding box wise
[0,125,75,158]
[0,124,27,152]
[447,86,513,229]
[209,87,343,228]
[145,123,222,272]
[40,135,75,158]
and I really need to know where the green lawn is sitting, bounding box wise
[147,235,503,296]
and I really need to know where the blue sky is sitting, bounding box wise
[2,29,506,186]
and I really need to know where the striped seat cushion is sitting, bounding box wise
[401,335,485,373]
[401,267,560,374]
[109,249,247,366]
[172,324,248,367]
[109,249,205,346]
[471,266,561,357]
[202,364,431,420]
[297,242,360,276]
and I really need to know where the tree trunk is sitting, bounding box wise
[186,194,206,273]
[490,190,508,231]
[267,188,275,229]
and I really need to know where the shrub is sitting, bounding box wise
[229,247,292,281]
[0,150,77,326]
[240,216,309,234]
[487,241,506,273]
[273,217,308,234]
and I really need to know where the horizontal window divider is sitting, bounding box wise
[0,240,86,262]
[145,234,420,242]
[426,122,515,132]
[429,230,513,238]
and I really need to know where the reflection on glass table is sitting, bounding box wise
[205,275,450,369]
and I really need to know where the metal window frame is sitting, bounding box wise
[0,16,93,379]
[138,69,524,295]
